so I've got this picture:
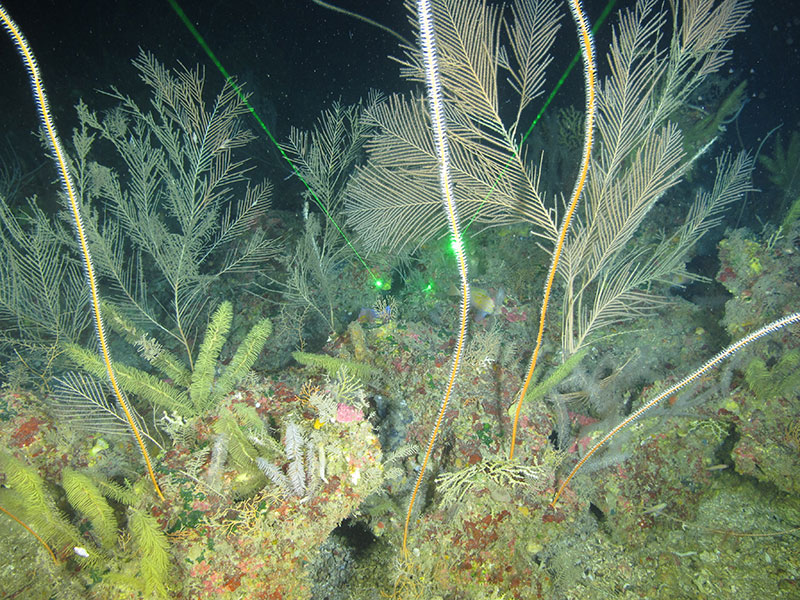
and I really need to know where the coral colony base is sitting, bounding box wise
[1,0,800,598]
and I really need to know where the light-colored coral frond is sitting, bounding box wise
[344,0,562,253]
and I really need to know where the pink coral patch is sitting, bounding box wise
[336,403,364,423]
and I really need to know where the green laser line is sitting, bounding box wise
[167,0,616,272]
[165,0,382,287]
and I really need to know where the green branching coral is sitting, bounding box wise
[62,468,118,548]
[211,315,273,407]
[92,474,142,506]
[520,349,588,409]
[0,452,96,565]
[292,350,372,378]
[783,195,800,230]
[64,301,272,419]
[64,343,193,416]
[760,130,800,226]
[683,80,747,153]
[0,452,177,591]
[101,302,192,387]
[128,507,171,599]
[745,350,800,402]
[190,301,233,410]
[213,408,267,496]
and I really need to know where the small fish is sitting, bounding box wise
[357,305,391,324]
[705,464,729,471]
[471,287,505,322]
[448,285,505,321]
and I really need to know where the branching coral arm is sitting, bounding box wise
[509,0,597,459]
[0,4,164,500]
[551,311,800,506]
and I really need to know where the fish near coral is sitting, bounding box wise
[357,304,391,324]
[470,287,505,322]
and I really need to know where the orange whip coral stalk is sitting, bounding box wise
[508,0,597,460]
[0,3,164,501]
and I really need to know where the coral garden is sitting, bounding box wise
[2,219,799,599]
[1,0,800,599]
